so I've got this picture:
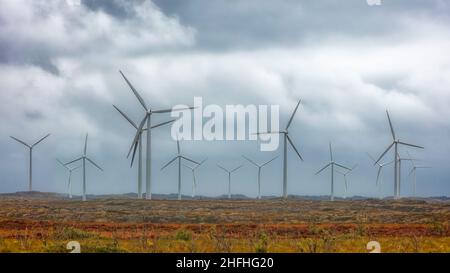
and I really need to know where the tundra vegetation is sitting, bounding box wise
[0,194,448,253]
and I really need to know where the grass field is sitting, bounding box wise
[0,194,449,253]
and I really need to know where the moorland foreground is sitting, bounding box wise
[0,193,449,253]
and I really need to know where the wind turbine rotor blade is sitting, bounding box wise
[130,141,139,167]
[286,99,302,130]
[242,155,259,167]
[366,152,376,163]
[315,163,331,175]
[335,163,351,171]
[217,164,229,173]
[261,156,279,167]
[351,164,359,171]
[329,142,333,162]
[177,139,180,154]
[72,166,82,171]
[287,134,303,161]
[386,110,396,140]
[113,105,138,129]
[181,156,199,165]
[65,157,83,166]
[127,115,148,158]
[119,71,148,111]
[408,168,415,177]
[33,133,50,147]
[56,159,69,170]
[84,134,88,156]
[374,142,394,165]
[253,131,280,135]
[398,141,424,149]
[193,158,207,170]
[152,107,196,114]
[10,136,30,148]
[231,165,243,173]
[86,157,103,171]
[161,157,178,171]
[376,166,382,186]
[182,163,194,170]
[151,119,176,129]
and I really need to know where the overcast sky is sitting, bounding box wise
[0,0,449,198]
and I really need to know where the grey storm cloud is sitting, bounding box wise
[0,0,449,198]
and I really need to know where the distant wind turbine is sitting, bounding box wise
[161,139,199,200]
[182,159,207,198]
[255,99,303,199]
[10,134,50,191]
[120,70,194,200]
[113,104,174,199]
[407,152,430,197]
[242,155,278,199]
[374,111,424,199]
[217,164,244,199]
[65,134,103,201]
[56,159,80,199]
[397,152,415,197]
[367,153,393,199]
[336,164,358,199]
[315,143,351,201]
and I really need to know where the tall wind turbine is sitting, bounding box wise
[161,139,199,200]
[255,99,303,199]
[65,134,103,201]
[217,164,244,199]
[315,143,351,201]
[336,164,358,199]
[182,159,207,198]
[374,111,424,199]
[397,153,414,197]
[120,71,194,200]
[242,155,278,199]
[56,159,80,199]
[367,153,393,199]
[10,134,50,191]
[407,152,430,197]
[113,105,174,199]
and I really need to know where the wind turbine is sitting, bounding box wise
[65,134,103,201]
[120,71,194,200]
[407,152,430,197]
[242,155,278,199]
[56,159,80,199]
[336,164,358,199]
[113,105,174,199]
[397,153,415,197]
[367,153,393,199]
[161,139,199,200]
[182,159,207,198]
[217,164,244,199]
[315,143,351,201]
[10,134,50,191]
[374,111,424,199]
[255,99,303,199]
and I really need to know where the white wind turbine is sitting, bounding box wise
[182,159,207,198]
[336,164,358,199]
[65,134,103,201]
[10,134,50,191]
[255,99,303,199]
[161,139,199,200]
[217,164,244,199]
[56,159,80,199]
[113,105,174,199]
[397,152,415,197]
[242,155,278,199]
[407,152,430,197]
[367,153,393,199]
[374,111,424,199]
[315,143,351,201]
[120,71,194,200]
